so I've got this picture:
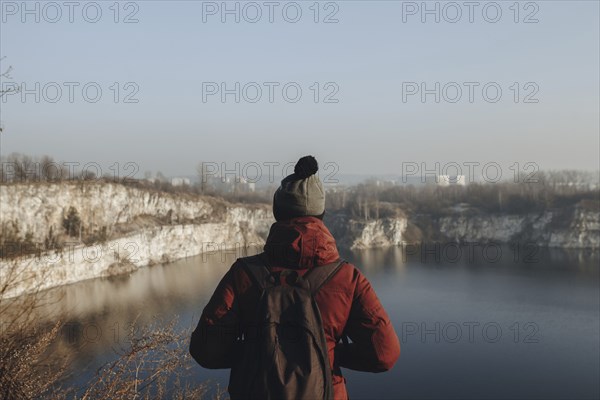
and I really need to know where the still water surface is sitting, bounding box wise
[33,246,600,399]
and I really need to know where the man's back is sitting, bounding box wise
[190,216,400,399]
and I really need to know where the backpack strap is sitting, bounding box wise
[303,258,346,295]
[239,254,273,291]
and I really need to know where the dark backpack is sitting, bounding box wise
[228,254,345,400]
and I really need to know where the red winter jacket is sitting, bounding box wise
[190,216,400,399]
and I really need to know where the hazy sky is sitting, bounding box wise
[1,0,599,180]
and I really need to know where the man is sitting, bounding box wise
[190,155,400,399]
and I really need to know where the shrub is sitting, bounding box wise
[62,207,82,238]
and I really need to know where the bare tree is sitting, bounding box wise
[196,162,212,194]
[0,58,19,134]
[0,259,69,399]
[1,264,219,398]
[0,58,18,97]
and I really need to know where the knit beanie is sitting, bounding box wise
[273,155,325,221]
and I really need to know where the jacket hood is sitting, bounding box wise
[263,216,340,268]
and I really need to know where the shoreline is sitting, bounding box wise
[2,228,598,300]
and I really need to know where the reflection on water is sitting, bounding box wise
[14,246,600,399]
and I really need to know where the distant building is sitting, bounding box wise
[171,177,191,186]
[437,175,466,186]
[239,177,256,192]
[374,179,396,187]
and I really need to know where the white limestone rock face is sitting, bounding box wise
[325,207,599,250]
[547,208,600,248]
[0,183,274,298]
[437,209,599,248]
[326,213,409,250]
[437,214,527,243]
[0,182,220,243]
[1,182,598,299]
[0,221,272,299]
[347,218,408,249]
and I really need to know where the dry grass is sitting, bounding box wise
[1,260,224,400]
[77,317,221,400]
[1,260,70,399]
[0,322,68,399]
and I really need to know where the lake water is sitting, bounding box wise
[25,245,600,399]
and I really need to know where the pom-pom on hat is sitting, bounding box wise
[273,155,325,221]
